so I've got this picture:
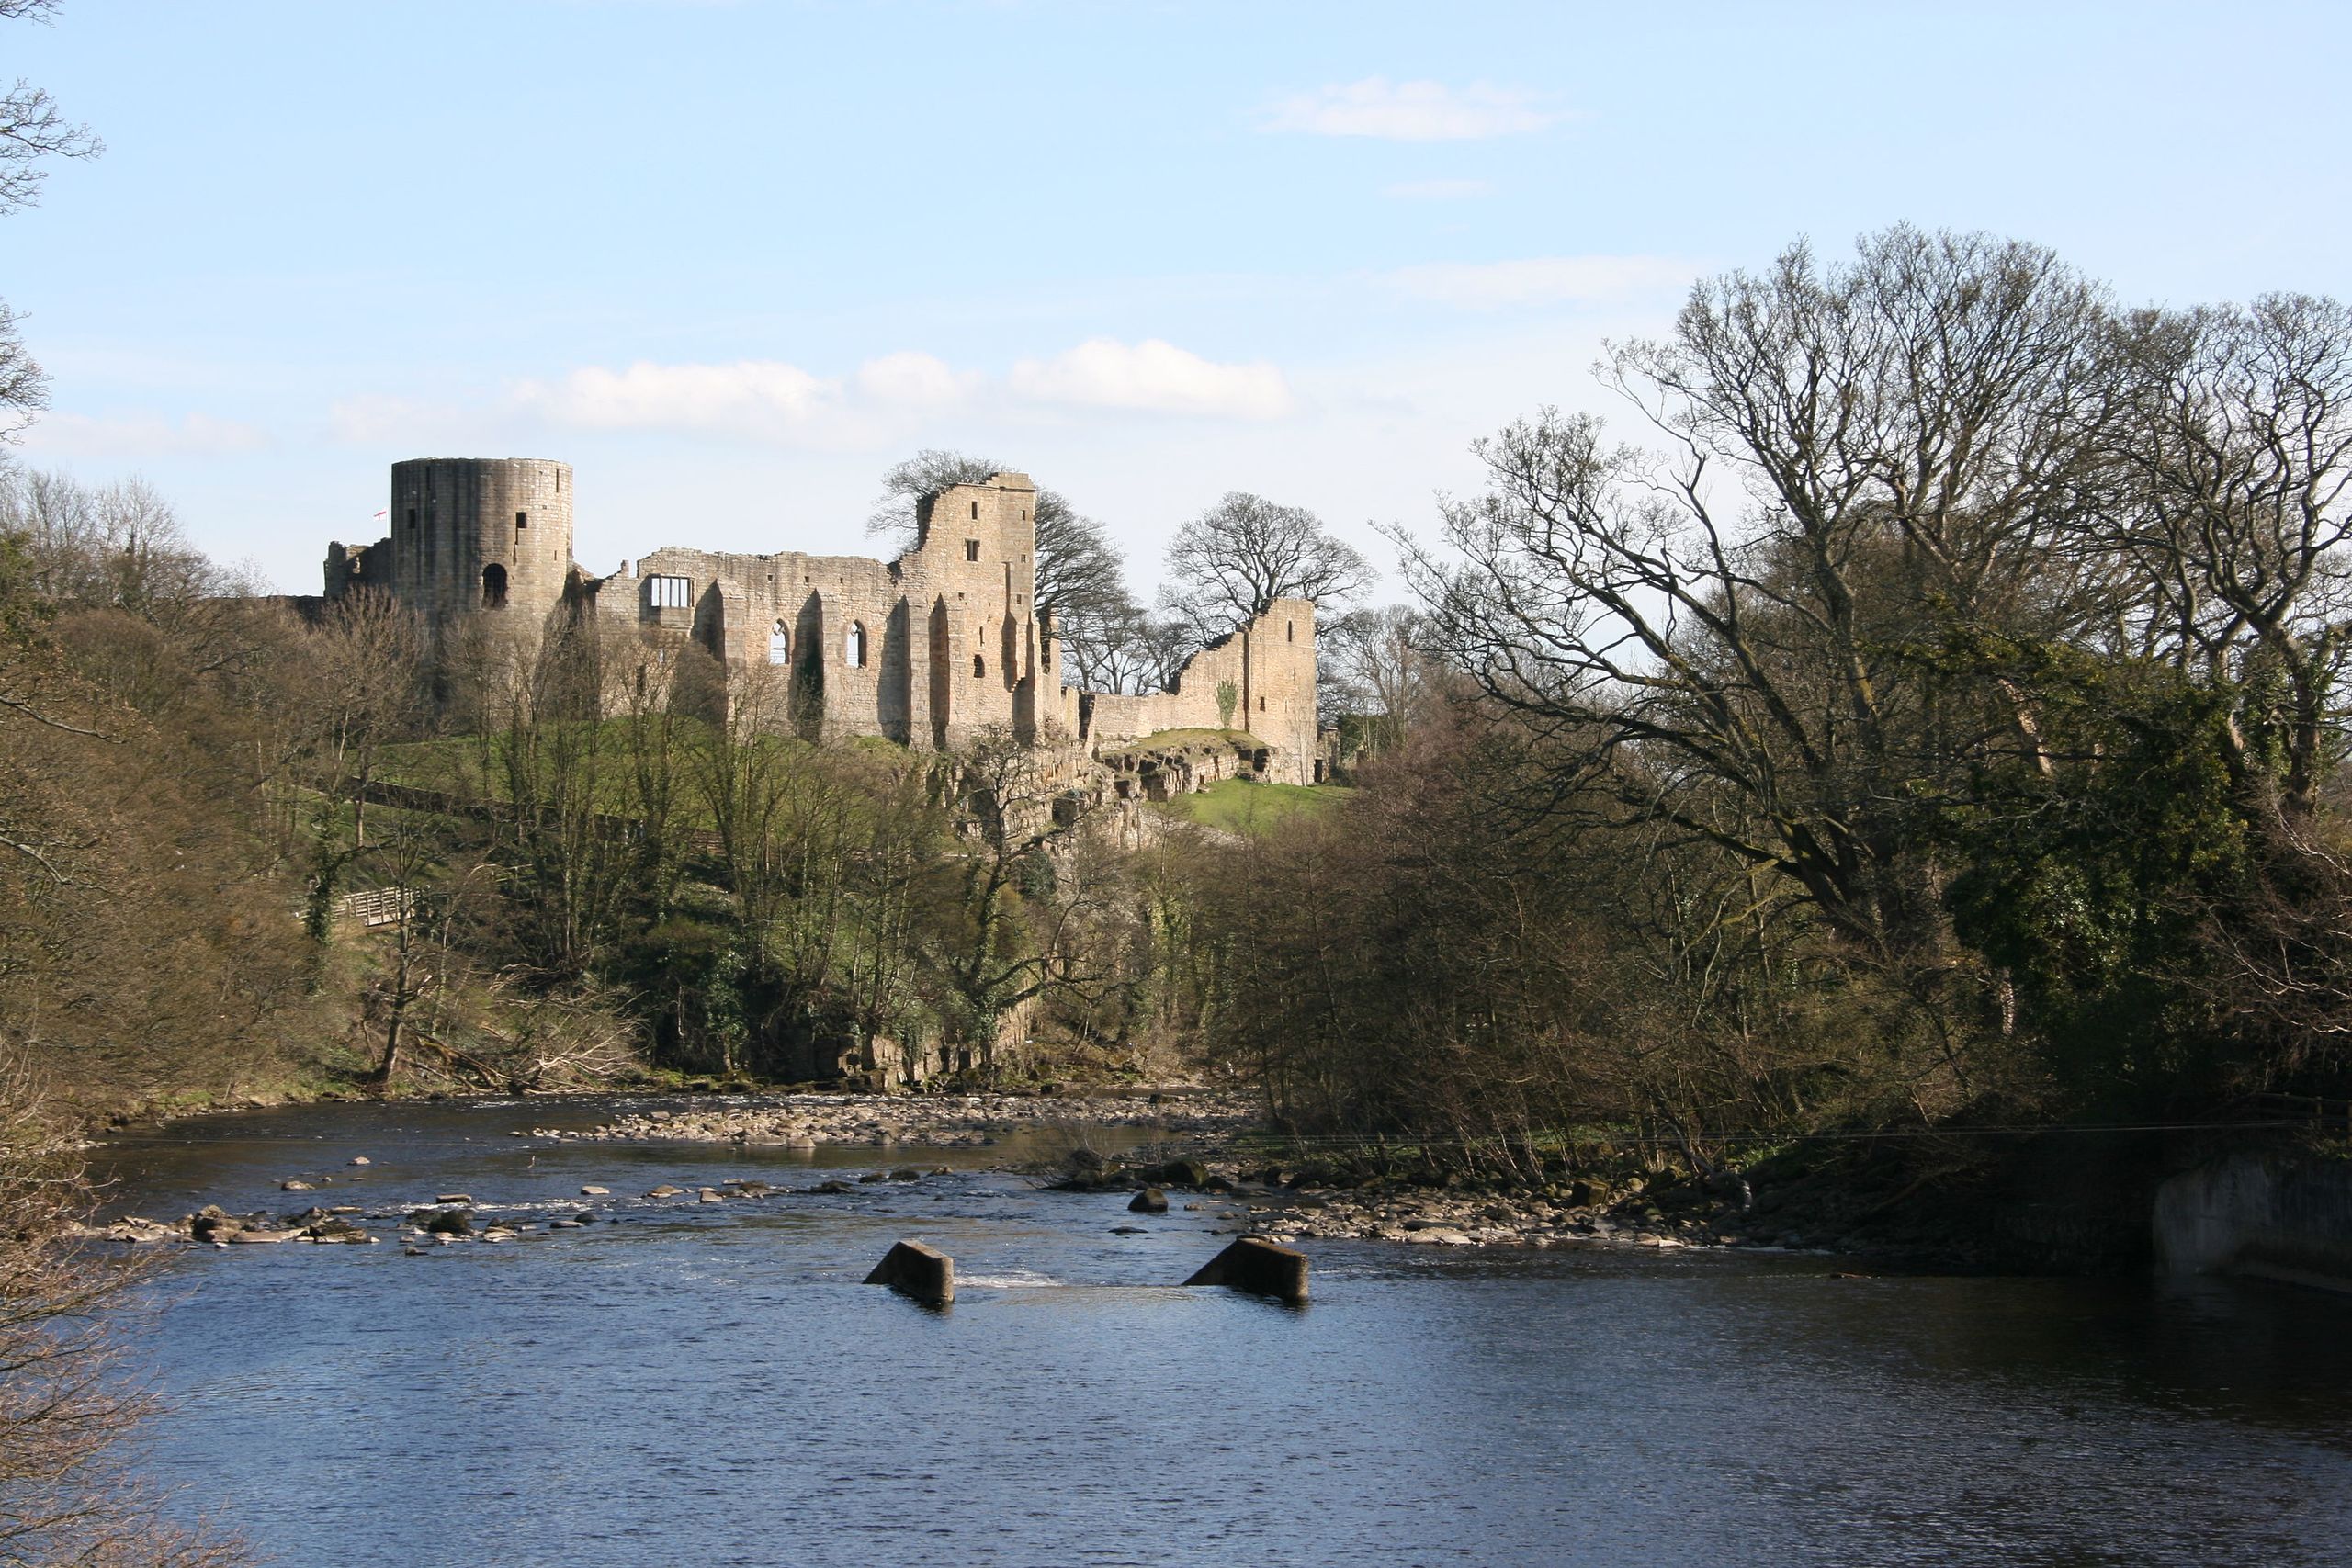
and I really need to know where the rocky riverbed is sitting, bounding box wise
[559,1089,1256,1149]
[1097,1154,1770,1254]
[85,1089,1788,1259]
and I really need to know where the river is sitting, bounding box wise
[93,1097,2352,1567]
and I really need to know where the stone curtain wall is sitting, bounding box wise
[573,473,1054,748]
[1080,597,1318,784]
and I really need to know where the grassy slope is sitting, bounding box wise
[1159,778,1352,835]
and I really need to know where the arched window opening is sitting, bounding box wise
[845,622,867,668]
[481,562,508,609]
[972,654,986,678]
[767,619,790,665]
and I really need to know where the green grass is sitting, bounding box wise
[1159,778,1352,835]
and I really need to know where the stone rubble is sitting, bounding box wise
[564,1090,1253,1149]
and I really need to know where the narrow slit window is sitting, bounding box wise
[972,654,986,678]
[1286,620,1295,642]
[405,508,418,531]
[845,622,867,667]
[1258,695,1266,711]
[969,501,979,520]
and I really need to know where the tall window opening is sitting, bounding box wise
[405,507,418,531]
[964,539,980,561]
[767,620,790,665]
[1286,620,1295,642]
[845,622,867,668]
[972,654,986,678]
[481,563,508,609]
[969,501,979,520]
[515,510,529,530]
[648,574,691,609]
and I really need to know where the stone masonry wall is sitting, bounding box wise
[1080,597,1318,784]
[569,473,1054,748]
[384,458,574,633]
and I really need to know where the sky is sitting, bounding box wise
[6,0,2350,597]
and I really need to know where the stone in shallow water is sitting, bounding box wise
[580,1185,609,1196]
[862,1240,954,1305]
[1182,1236,1311,1303]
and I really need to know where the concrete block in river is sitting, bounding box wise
[864,1240,955,1305]
[1182,1236,1309,1303]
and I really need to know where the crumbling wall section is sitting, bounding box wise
[1078,597,1318,784]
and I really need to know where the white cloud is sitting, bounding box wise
[1007,338,1295,421]
[1387,254,1702,309]
[1260,78,1563,141]
[854,351,976,408]
[20,411,271,457]
[1383,178,1496,200]
[514,359,839,436]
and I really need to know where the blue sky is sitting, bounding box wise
[8,0,2349,593]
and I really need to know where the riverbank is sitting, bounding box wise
[90,1089,2245,1272]
[565,1089,1256,1148]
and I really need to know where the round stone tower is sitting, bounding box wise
[387,458,574,631]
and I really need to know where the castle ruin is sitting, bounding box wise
[322,457,1322,784]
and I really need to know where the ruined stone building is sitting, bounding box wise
[322,457,1322,784]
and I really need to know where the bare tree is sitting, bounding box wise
[301,590,425,856]
[2096,293,2352,815]
[1055,601,1192,694]
[865,447,1135,629]
[1405,228,2117,958]
[1158,491,1368,645]
[1320,604,1435,745]
[0,1050,239,1567]
[0,0,101,448]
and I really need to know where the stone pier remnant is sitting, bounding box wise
[863,1239,955,1305]
[1182,1236,1309,1303]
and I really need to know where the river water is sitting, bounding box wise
[93,1097,2352,1568]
